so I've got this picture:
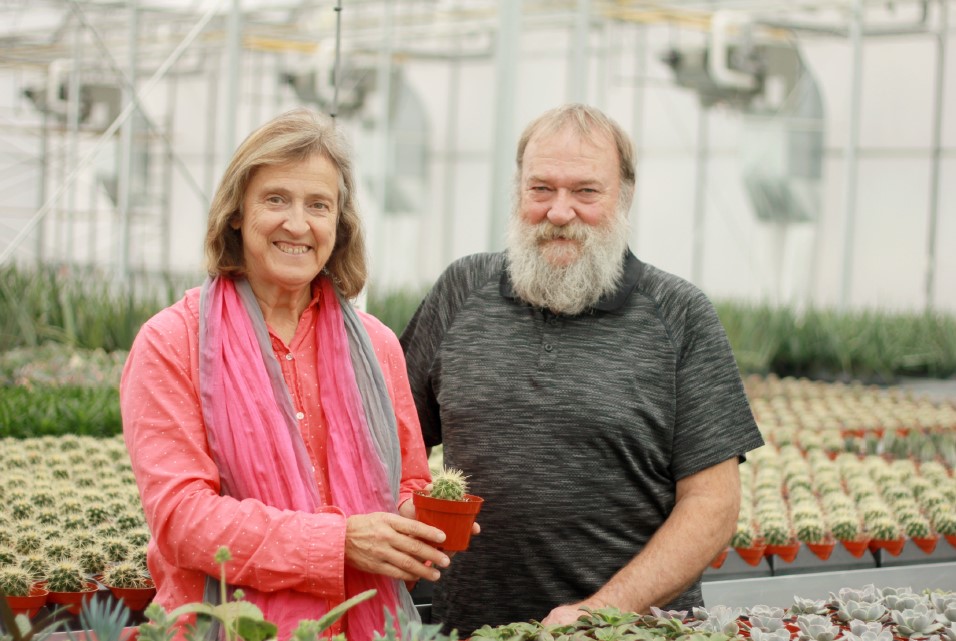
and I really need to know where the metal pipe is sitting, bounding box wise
[569,0,590,102]
[629,22,647,251]
[440,26,462,271]
[332,0,343,119]
[371,0,394,283]
[223,0,242,159]
[489,0,522,251]
[691,104,709,287]
[924,0,948,310]
[839,0,864,309]
[117,0,139,280]
[66,18,83,264]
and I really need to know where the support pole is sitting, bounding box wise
[924,0,948,310]
[223,0,243,160]
[117,0,140,280]
[691,105,709,287]
[569,0,590,103]
[489,0,522,250]
[839,0,864,309]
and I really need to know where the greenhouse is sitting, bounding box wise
[1,1,955,641]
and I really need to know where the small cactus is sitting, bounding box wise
[0,566,35,597]
[45,560,87,593]
[429,467,469,501]
[101,561,152,589]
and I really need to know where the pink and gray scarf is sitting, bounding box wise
[198,275,418,640]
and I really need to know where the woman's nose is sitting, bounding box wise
[283,202,311,232]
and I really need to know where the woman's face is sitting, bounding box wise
[237,154,339,299]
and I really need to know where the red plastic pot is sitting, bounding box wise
[868,537,905,556]
[47,582,98,615]
[107,584,157,611]
[839,536,871,558]
[765,540,801,563]
[412,491,484,551]
[909,534,939,554]
[806,538,837,561]
[4,585,49,618]
[734,538,767,566]
[709,548,730,569]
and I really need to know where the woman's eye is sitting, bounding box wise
[310,201,330,211]
[266,195,283,204]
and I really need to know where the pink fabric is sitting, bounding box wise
[314,277,400,641]
[120,284,431,640]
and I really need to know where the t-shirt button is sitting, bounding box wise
[296,411,305,420]
[285,353,294,361]
[544,343,553,352]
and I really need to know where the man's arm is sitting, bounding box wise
[542,458,741,624]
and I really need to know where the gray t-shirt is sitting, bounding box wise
[400,250,764,634]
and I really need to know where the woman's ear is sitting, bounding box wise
[229,213,241,230]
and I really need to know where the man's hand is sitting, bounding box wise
[345,512,450,582]
[541,597,609,626]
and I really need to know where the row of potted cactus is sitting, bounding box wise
[0,435,154,619]
[728,444,956,565]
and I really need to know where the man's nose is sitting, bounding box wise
[546,190,576,226]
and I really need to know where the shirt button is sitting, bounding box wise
[296,411,305,420]
[285,354,294,361]
[544,344,553,352]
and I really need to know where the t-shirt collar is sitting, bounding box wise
[500,248,643,314]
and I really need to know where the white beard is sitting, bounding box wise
[505,209,628,315]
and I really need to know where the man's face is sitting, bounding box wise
[517,126,622,267]
[506,125,628,315]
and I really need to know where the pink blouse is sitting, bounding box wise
[120,286,431,626]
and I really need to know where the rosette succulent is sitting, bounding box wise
[891,605,943,638]
[796,614,840,641]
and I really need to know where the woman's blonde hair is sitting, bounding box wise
[204,108,367,298]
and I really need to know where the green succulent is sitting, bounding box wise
[19,552,50,580]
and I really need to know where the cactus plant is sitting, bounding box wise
[428,467,469,501]
[0,566,34,597]
[45,560,87,593]
[101,561,153,589]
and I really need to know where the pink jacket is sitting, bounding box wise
[120,287,431,633]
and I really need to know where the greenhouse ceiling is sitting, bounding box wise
[0,0,945,72]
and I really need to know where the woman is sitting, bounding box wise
[120,108,449,640]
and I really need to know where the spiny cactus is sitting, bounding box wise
[429,467,469,501]
[0,566,35,597]
[45,560,87,593]
[101,561,152,589]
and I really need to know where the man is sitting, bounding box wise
[400,104,764,633]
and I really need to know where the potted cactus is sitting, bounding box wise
[44,559,98,615]
[412,467,483,551]
[100,560,156,611]
[0,566,48,619]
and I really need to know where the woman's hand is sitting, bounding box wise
[345,512,450,582]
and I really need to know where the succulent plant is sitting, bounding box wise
[795,521,828,545]
[903,517,932,539]
[0,566,35,597]
[45,559,88,593]
[690,605,743,635]
[831,514,862,541]
[750,628,792,641]
[789,597,829,616]
[891,605,943,638]
[101,560,153,589]
[428,467,469,501]
[848,621,887,637]
[0,543,17,567]
[835,600,887,624]
[730,521,755,548]
[796,614,840,641]
[868,517,901,541]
